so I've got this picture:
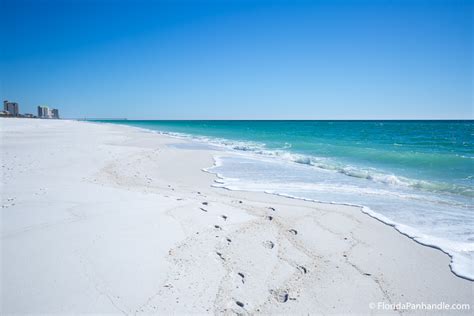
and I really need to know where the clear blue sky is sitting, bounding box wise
[1,0,472,119]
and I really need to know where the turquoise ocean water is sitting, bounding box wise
[97,120,473,280]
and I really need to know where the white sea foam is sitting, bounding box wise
[152,129,472,197]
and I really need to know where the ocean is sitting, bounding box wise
[97,120,473,280]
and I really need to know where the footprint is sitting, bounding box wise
[2,197,16,209]
[297,265,307,274]
[221,215,228,221]
[270,289,289,303]
[236,301,244,308]
[288,229,298,235]
[216,252,225,261]
[202,202,208,205]
[266,216,273,221]
[226,237,232,243]
[263,240,275,249]
[214,225,222,230]
[200,208,208,212]
[237,272,245,284]
[269,207,276,211]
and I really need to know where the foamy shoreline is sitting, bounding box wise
[1,118,472,314]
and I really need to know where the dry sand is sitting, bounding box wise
[1,118,472,314]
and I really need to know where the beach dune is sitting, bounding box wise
[1,118,471,314]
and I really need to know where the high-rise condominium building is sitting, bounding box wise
[52,109,59,119]
[38,106,51,118]
[37,106,59,119]
[4,100,19,116]
[37,106,43,117]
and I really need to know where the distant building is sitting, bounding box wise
[38,106,48,118]
[38,105,51,118]
[37,105,60,119]
[52,109,59,119]
[3,100,19,116]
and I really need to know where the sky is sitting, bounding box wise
[1,0,472,119]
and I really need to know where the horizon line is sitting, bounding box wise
[72,118,474,121]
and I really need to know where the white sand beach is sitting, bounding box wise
[1,118,472,314]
